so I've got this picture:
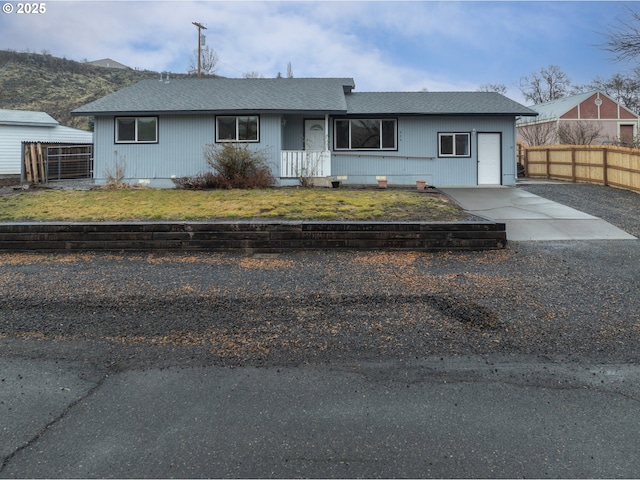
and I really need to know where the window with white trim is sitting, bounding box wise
[115,117,158,143]
[216,116,259,142]
[334,119,397,150]
[439,133,470,157]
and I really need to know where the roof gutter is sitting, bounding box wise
[71,109,350,117]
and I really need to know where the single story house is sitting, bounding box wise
[0,109,93,175]
[517,90,640,146]
[71,77,537,188]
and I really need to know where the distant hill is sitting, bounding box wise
[0,50,172,131]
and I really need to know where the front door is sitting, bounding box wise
[304,119,325,151]
[477,133,501,185]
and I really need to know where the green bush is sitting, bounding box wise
[203,143,276,188]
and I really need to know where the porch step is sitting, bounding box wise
[0,221,506,252]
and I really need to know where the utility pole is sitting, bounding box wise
[192,21,207,78]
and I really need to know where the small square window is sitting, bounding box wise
[439,133,470,157]
[115,117,157,143]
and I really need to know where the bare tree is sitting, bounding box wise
[519,65,572,104]
[477,83,508,95]
[602,6,640,62]
[581,72,640,114]
[286,62,293,78]
[243,71,264,78]
[188,46,219,76]
[557,121,603,145]
[518,120,558,146]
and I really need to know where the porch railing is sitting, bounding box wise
[281,150,331,178]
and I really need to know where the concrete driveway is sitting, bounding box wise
[441,185,637,241]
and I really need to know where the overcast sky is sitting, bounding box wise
[0,1,635,104]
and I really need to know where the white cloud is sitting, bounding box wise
[0,0,630,101]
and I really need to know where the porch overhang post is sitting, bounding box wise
[324,114,329,151]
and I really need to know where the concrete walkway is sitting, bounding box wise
[441,186,637,241]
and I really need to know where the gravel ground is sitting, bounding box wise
[520,181,640,238]
[0,182,639,370]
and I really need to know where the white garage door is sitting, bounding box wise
[477,133,501,185]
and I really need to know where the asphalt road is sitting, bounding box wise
[1,182,640,478]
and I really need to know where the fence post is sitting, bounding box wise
[24,143,32,182]
[603,147,608,187]
[30,143,38,183]
[571,147,576,182]
[37,143,46,183]
[545,148,550,179]
[57,145,62,181]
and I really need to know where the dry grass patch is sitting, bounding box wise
[0,188,468,222]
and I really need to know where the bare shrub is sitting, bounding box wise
[104,154,126,185]
[204,143,275,188]
[518,120,558,146]
[557,121,603,145]
[100,153,146,189]
[176,171,254,190]
[174,172,220,189]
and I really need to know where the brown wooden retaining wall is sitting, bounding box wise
[521,144,640,194]
[0,221,506,252]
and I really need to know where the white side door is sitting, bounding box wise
[477,133,501,185]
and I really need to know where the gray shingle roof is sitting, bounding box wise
[72,78,536,117]
[0,109,59,126]
[72,78,356,116]
[344,91,538,116]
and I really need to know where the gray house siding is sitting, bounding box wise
[94,113,283,186]
[282,115,306,151]
[331,116,517,187]
[94,113,517,187]
[257,114,283,178]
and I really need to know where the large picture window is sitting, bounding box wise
[216,116,259,142]
[115,117,158,143]
[334,119,397,150]
[439,133,470,157]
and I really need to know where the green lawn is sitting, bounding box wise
[0,188,469,222]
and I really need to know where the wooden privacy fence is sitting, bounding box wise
[23,142,93,183]
[521,144,640,194]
